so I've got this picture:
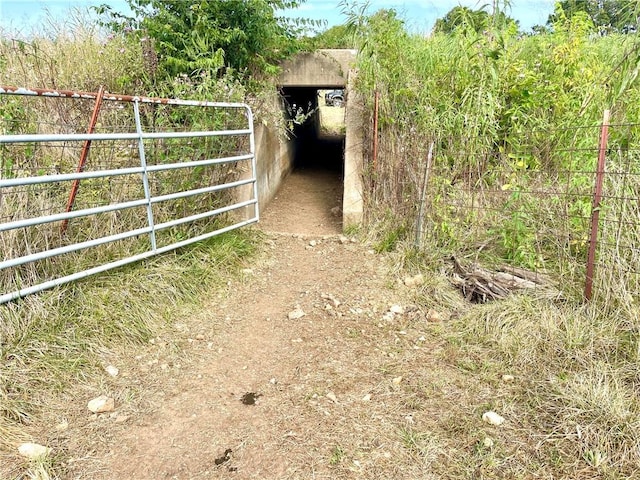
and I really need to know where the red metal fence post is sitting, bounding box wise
[61,85,105,234]
[584,109,610,301]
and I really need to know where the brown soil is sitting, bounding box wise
[258,167,343,235]
[10,167,555,479]
[89,168,428,479]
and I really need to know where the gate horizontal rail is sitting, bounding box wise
[0,85,259,304]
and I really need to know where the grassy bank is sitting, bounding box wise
[0,230,258,478]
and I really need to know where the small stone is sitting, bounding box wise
[482,411,505,426]
[105,365,119,377]
[362,394,372,402]
[412,274,425,286]
[241,268,254,275]
[269,378,278,384]
[426,309,443,322]
[326,391,338,403]
[390,305,404,315]
[114,414,130,423]
[309,240,317,247]
[339,236,348,244]
[321,293,341,307]
[382,312,395,322]
[55,420,69,431]
[195,334,205,340]
[288,306,306,320]
[87,395,115,413]
[404,276,416,287]
[18,443,51,459]
[392,376,403,385]
[483,437,494,448]
[502,374,515,382]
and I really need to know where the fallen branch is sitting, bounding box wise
[449,256,562,303]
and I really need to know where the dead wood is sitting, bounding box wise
[450,256,561,303]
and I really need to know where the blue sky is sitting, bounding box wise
[0,0,556,36]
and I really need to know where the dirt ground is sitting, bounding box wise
[84,167,435,479]
[10,164,547,479]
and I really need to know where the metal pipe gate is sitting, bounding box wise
[0,86,258,304]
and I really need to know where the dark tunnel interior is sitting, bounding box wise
[280,87,345,173]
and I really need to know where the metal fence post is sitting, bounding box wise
[61,85,104,234]
[585,109,610,301]
[133,100,157,252]
[246,105,259,221]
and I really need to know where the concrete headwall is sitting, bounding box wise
[248,49,364,228]
[280,49,364,226]
[279,49,357,88]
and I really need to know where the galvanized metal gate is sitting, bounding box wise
[0,86,258,304]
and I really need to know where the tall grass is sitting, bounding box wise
[350,5,640,476]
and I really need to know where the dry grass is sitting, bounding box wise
[0,230,258,479]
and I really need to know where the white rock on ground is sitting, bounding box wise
[105,365,119,377]
[502,374,515,382]
[287,306,306,320]
[87,395,115,413]
[389,305,405,315]
[18,442,51,459]
[482,411,505,426]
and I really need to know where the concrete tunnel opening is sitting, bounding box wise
[261,85,346,233]
[262,49,363,230]
[281,86,345,172]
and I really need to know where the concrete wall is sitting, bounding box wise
[279,49,364,227]
[247,49,364,228]
[342,71,364,226]
[279,49,357,88]
[254,120,293,209]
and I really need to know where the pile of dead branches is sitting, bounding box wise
[449,256,563,303]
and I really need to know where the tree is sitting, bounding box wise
[433,5,518,34]
[434,6,491,34]
[96,0,313,78]
[547,1,639,33]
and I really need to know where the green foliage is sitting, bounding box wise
[433,6,518,34]
[350,4,640,280]
[548,0,639,34]
[96,0,314,80]
[311,24,355,48]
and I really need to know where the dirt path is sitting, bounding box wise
[88,169,447,479]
